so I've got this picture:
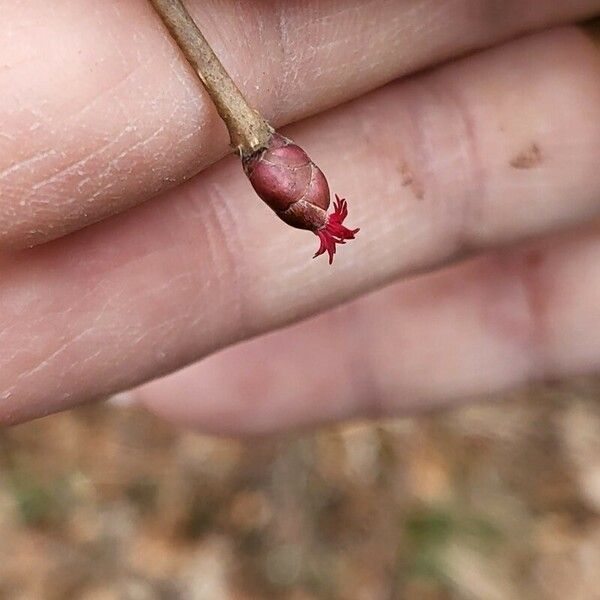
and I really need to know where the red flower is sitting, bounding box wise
[313,196,359,264]
[243,133,359,264]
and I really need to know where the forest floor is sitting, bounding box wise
[2,379,600,599]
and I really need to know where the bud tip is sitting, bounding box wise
[313,196,360,265]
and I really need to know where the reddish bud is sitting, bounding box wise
[242,133,359,264]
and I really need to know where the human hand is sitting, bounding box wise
[2,1,600,433]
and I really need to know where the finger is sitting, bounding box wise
[1,1,600,247]
[136,222,600,435]
[1,28,600,425]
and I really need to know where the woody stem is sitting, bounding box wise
[148,0,273,155]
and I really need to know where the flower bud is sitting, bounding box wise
[242,133,359,264]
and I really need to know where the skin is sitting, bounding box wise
[2,1,600,432]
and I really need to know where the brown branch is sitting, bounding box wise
[148,0,272,155]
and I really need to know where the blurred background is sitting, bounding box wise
[2,379,600,599]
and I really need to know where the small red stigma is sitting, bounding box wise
[313,196,360,265]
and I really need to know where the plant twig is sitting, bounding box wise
[148,0,359,264]
[148,0,272,155]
